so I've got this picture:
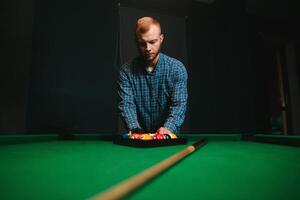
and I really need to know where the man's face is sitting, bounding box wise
[136,25,164,63]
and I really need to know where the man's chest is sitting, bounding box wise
[131,74,174,96]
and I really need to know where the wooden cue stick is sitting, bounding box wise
[89,139,207,200]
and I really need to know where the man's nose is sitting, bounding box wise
[146,43,151,51]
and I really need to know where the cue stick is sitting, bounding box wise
[89,138,207,200]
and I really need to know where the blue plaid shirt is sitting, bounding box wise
[118,53,188,133]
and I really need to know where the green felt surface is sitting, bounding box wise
[0,135,300,200]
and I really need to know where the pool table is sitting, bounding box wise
[0,133,300,200]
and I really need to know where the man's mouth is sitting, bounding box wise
[145,53,153,57]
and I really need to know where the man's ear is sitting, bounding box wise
[160,34,164,43]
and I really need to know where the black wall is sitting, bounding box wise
[187,0,255,132]
[27,0,118,133]
[1,0,118,134]
[0,0,35,133]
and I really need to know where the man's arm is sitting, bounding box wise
[118,68,141,131]
[162,64,188,133]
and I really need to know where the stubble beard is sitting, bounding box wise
[143,49,160,66]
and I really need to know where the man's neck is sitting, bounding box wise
[146,53,160,72]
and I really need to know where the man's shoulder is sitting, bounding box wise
[161,53,185,68]
[120,59,133,71]
[160,53,186,73]
[120,56,142,73]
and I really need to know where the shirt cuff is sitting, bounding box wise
[128,122,141,131]
[163,121,177,133]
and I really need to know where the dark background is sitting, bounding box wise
[1,0,300,135]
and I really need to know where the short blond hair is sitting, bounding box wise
[135,16,161,35]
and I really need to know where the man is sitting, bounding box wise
[118,16,188,135]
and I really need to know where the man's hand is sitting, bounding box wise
[156,127,172,135]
